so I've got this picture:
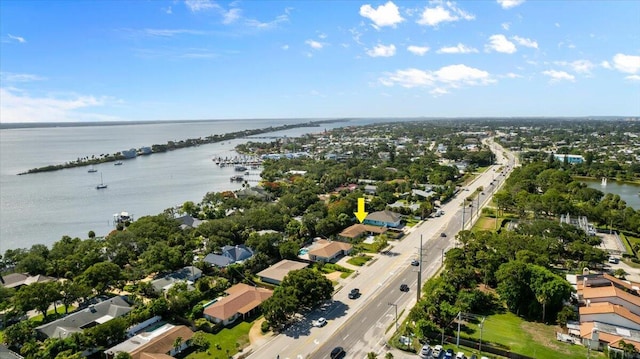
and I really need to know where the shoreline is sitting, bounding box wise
[573,175,640,186]
[17,119,341,175]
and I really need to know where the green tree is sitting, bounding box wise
[79,261,123,294]
[280,268,333,309]
[263,286,298,329]
[14,281,61,319]
[3,320,35,347]
[60,280,91,314]
[189,331,210,352]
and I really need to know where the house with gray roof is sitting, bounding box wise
[257,260,309,285]
[363,210,403,228]
[150,266,202,293]
[203,245,254,267]
[0,273,56,289]
[36,296,131,340]
[175,215,203,230]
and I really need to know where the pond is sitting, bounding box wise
[583,178,640,210]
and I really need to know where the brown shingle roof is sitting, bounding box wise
[583,286,640,307]
[580,303,640,325]
[308,240,352,258]
[130,325,194,359]
[338,224,387,239]
[256,260,309,283]
[203,283,272,322]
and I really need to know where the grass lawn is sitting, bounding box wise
[461,313,604,359]
[347,255,373,267]
[471,216,498,232]
[405,217,420,227]
[356,242,378,253]
[186,321,252,359]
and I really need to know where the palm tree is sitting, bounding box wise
[385,353,394,359]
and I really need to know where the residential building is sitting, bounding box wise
[150,266,202,293]
[307,239,353,263]
[36,296,131,340]
[553,154,584,164]
[175,215,203,230]
[104,323,194,359]
[203,283,272,326]
[203,245,254,267]
[0,273,55,289]
[363,210,402,228]
[257,260,309,285]
[338,224,387,241]
[580,302,640,330]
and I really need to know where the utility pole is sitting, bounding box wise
[456,312,461,347]
[417,235,422,302]
[388,303,398,331]
[461,202,465,231]
[479,317,485,354]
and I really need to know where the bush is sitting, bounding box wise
[261,320,270,333]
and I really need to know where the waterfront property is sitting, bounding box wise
[203,283,273,326]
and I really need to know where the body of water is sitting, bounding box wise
[584,178,640,210]
[1,118,386,252]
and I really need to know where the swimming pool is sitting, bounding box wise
[298,248,309,255]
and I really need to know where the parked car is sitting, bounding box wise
[445,348,455,358]
[411,259,420,266]
[400,284,409,292]
[348,288,360,299]
[330,346,345,359]
[456,352,466,359]
[432,345,443,357]
[419,344,432,357]
[609,257,619,264]
[312,317,327,327]
[440,232,447,237]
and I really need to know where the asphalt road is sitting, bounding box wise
[248,139,517,359]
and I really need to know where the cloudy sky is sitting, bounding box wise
[1,0,639,123]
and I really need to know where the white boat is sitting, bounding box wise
[88,165,97,173]
[114,161,123,166]
[113,211,133,224]
[96,173,107,189]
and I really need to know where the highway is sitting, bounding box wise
[248,138,517,359]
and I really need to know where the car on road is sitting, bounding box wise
[609,257,619,264]
[400,284,409,292]
[330,346,345,359]
[348,288,360,299]
[440,232,447,237]
[411,259,420,266]
[312,317,327,327]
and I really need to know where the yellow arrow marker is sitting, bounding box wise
[354,197,368,223]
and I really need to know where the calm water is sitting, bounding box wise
[584,179,640,210]
[1,119,382,252]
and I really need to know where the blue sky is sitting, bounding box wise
[1,0,639,123]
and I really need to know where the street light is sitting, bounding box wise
[388,302,398,331]
[479,317,485,354]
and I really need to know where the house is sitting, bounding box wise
[150,266,202,293]
[307,239,353,263]
[580,302,640,330]
[0,273,55,289]
[581,286,640,316]
[257,260,309,285]
[104,323,194,359]
[364,185,377,195]
[0,344,23,359]
[235,187,272,201]
[581,321,640,355]
[363,210,402,228]
[175,215,203,230]
[203,245,254,267]
[411,188,433,199]
[553,153,584,164]
[203,283,273,326]
[338,224,387,241]
[36,296,131,340]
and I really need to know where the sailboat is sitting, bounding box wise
[96,172,108,189]
[88,165,97,173]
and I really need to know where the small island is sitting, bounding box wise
[17,119,342,175]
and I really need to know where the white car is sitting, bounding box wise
[312,317,327,327]
[419,344,432,357]
[432,345,443,357]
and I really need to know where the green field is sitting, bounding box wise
[186,321,252,359]
[461,313,604,359]
[347,255,372,266]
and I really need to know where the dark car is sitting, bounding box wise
[330,346,345,359]
[445,348,455,358]
[411,259,420,266]
[400,284,409,292]
[348,288,360,299]
[440,232,447,237]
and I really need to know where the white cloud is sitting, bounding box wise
[0,88,116,123]
[512,36,538,49]
[626,75,640,81]
[501,22,510,31]
[184,0,215,12]
[504,72,522,78]
[601,61,612,69]
[305,40,324,50]
[437,43,478,54]
[612,53,640,74]
[367,44,396,57]
[379,64,494,93]
[141,29,205,37]
[485,34,516,54]
[542,70,575,82]
[7,34,26,43]
[416,1,474,27]
[281,44,289,50]
[407,45,429,56]
[245,13,289,29]
[0,72,46,82]
[222,8,242,24]
[555,60,595,74]
[497,0,525,9]
[359,1,404,29]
